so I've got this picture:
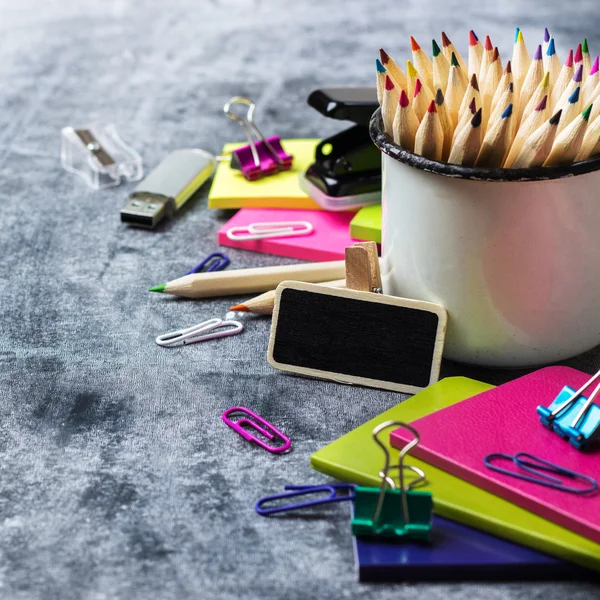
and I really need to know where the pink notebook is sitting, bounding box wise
[217,208,357,261]
[390,367,600,543]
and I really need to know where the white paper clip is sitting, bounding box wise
[226,221,314,241]
[155,318,244,347]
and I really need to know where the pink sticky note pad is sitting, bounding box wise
[390,367,600,544]
[217,208,358,262]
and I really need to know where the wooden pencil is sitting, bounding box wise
[458,73,481,119]
[482,47,503,130]
[411,36,434,90]
[555,64,584,112]
[544,38,561,86]
[582,39,592,83]
[520,71,550,125]
[445,53,468,128]
[414,100,444,160]
[379,48,408,90]
[413,78,432,121]
[229,279,346,315]
[468,30,483,79]
[543,104,592,166]
[432,39,450,92]
[582,57,599,104]
[393,89,420,150]
[454,97,478,143]
[574,43,583,74]
[504,95,549,167]
[512,110,562,168]
[435,88,454,160]
[490,60,513,117]
[575,113,600,161]
[512,29,531,97]
[551,49,574,108]
[476,103,514,167]
[478,35,495,87]
[488,82,514,133]
[517,44,544,124]
[376,59,387,105]
[448,107,483,166]
[556,87,582,133]
[149,261,348,299]
[406,59,421,101]
[441,31,468,73]
[382,75,400,134]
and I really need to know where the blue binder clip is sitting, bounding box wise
[537,370,600,451]
[351,421,433,541]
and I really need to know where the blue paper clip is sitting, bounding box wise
[484,453,598,495]
[255,484,356,516]
[186,252,230,275]
[537,370,600,451]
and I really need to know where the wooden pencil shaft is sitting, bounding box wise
[163,261,347,298]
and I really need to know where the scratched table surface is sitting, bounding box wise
[1,1,600,599]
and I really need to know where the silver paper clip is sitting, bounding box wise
[155,318,243,347]
[226,221,313,241]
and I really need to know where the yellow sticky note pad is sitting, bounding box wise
[208,139,322,210]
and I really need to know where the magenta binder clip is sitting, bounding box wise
[221,406,291,454]
[223,97,293,181]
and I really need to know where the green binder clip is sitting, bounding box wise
[351,420,433,541]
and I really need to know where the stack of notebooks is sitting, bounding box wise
[208,139,381,260]
[310,367,600,582]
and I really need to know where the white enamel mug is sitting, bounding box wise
[371,109,600,368]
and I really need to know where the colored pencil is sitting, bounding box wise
[504,96,549,167]
[406,59,421,101]
[488,82,514,133]
[575,114,600,161]
[574,43,583,73]
[543,28,551,57]
[458,73,481,120]
[149,261,348,299]
[476,104,514,167]
[414,100,444,160]
[435,88,454,160]
[556,87,582,134]
[490,61,513,117]
[482,47,503,130]
[413,78,432,121]
[229,279,347,315]
[445,53,468,128]
[441,31,467,73]
[393,89,420,150]
[520,71,550,126]
[432,39,450,93]
[454,97,478,143]
[379,49,407,90]
[448,108,483,166]
[551,49,574,109]
[544,38,561,87]
[582,39,592,83]
[555,64,584,111]
[382,75,400,134]
[586,85,600,125]
[411,36,434,90]
[478,35,495,87]
[468,30,483,79]
[512,110,562,168]
[512,29,531,97]
[582,57,600,104]
[517,44,544,124]
[544,104,592,166]
[376,59,387,105]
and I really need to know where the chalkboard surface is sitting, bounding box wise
[268,282,447,393]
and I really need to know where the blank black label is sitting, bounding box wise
[273,288,440,388]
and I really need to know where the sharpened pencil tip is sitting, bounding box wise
[469,97,477,113]
[540,71,550,88]
[574,64,583,82]
[582,104,593,121]
[505,60,512,74]
[484,35,493,52]
[410,36,420,51]
[427,99,437,113]
[591,56,599,76]
[399,89,410,107]
[547,38,556,57]
[568,87,581,104]
[566,49,574,67]
[544,28,550,43]
[575,44,583,63]
[414,78,423,97]
[535,95,548,111]
[514,27,521,43]
[450,52,459,67]
[549,110,562,126]
[441,31,451,47]
[376,58,386,73]
[470,73,479,91]
[228,303,248,312]
[492,47,500,62]
[534,44,542,60]
[385,75,395,91]
[517,30,524,43]
[407,60,418,78]
[471,108,483,128]
[379,48,390,64]
[435,88,444,105]
[469,30,478,46]
[583,38,589,54]
[149,284,166,293]
[432,39,441,57]
[501,104,513,119]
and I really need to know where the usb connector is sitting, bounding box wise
[120,193,175,229]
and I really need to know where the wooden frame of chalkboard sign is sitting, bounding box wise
[267,281,447,394]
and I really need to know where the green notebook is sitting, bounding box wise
[349,205,381,243]
[311,376,600,572]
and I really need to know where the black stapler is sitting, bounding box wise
[299,87,381,211]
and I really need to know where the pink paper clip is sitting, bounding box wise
[223,97,293,181]
[221,406,291,454]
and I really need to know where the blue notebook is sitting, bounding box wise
[354,514,597,583]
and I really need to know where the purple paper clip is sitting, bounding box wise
[255,484,356,516]
[222,406,291,454]
[223,97,293,181]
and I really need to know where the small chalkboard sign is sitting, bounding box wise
[267,281,447,394]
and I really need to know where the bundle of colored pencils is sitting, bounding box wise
[377,29,600,168]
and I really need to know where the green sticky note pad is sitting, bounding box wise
[310,377,600,572]
[350,204,381,243]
